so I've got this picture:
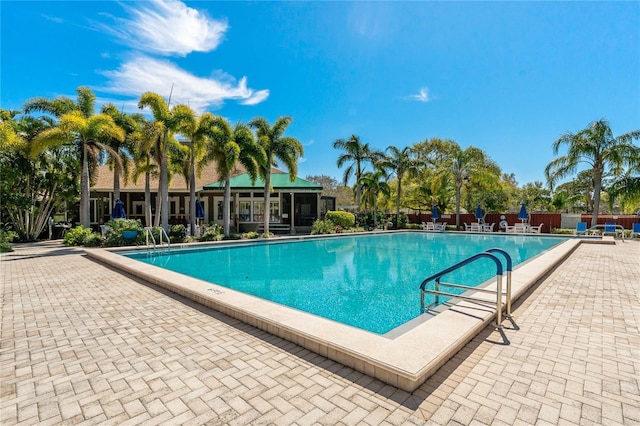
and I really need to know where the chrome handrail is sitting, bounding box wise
[420,248,512,327]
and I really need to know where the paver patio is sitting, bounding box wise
[1,239,639,425]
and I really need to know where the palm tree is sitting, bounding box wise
[379,145,422,227]
[360,169,391,228]
[545,119,640,226]
[333,135,381,211]
[138,92,195,230]
[32,111,124,228]
[131,120,160,227]
[101,104,144,201]
[24,87,122,228]
[249,116,303,235]
[201,117,265,236]
[426,139,488,230]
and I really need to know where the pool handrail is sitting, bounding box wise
[420,249,512,327]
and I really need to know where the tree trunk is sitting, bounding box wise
[591,169,603,227]
[160,134,169,231]
[223,176,231,236]
[396,177,402,226]
[80,142,90,228]
[263,170,271,234]
[145,171,152,227]
[113,164,121,202]
[455,180,462,231]
[189,147,196,236]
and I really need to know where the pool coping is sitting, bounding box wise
[86,232,588,392]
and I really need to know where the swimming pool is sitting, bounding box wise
[125,232,568,334]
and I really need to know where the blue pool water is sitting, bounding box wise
[125,232,567,334]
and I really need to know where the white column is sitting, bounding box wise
[290,192,296,235]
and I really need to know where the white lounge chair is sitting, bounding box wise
[529,223,543,233]
[514,223,528,233]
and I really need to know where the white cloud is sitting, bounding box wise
[408,87,431,103]
[101,56,268,111]
[303,139,315,147]
[102,0,228,57]
[42,14,63,24]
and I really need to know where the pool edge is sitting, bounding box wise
[85,235,584,392]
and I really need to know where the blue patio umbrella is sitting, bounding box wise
[518,202,529,223]
[431,205,439,223]
[195,199,205,219]
[475,204,483,222]
[112,198,126,219]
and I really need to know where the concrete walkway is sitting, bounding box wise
[1,240,638,425]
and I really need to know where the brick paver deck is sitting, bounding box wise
[1,240,638,425]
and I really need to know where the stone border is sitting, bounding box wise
[86,233,583,392]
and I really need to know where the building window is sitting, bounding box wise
[269,201,280,222]
[239,201,251,222]
[253,201,264,222]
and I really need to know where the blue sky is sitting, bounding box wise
[2,1,638,186]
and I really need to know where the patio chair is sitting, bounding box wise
[529,223,544,233]
[575,222,587,235]
[470,222,481,232]
[603,222,624,239]
[631,223,640,239]
[463,223,471,231]
[514,223,528,233]
[422,222,435,231]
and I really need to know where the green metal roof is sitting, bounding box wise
[204,173,323,191]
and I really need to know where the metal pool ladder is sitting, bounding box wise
[143,227,171,254]
[420,248,512,327]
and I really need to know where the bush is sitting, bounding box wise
[325,211,355,228]
[244,231,260,239]
[63,226,95,246]
[105,218,143,233]
[199,223,223,242]
[83,233,104,247]
[390,213,409,229]
[168,224,188,243]
[0,224,18,253]
[311,219,336,235]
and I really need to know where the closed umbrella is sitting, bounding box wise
[518,202,528,223]
[195,200,205,219]
[112,199,126,219]
[475,204,483,223]
[431,205,439,223]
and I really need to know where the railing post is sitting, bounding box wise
[496,275,503,327]
[435,279,440,306]
[420,291,425,313]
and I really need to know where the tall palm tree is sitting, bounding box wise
[360,169,391,228]
[101,104,144,201]
[201,116,265,236]
[545,119,640,226]
[24,87,119,228]
[32,111,124,228]
[131,120,160,227]
[379,145,422,227]
[249,116,303,235]
[138,92,195,230]
[428,140,488,230]
[333,135,381,211]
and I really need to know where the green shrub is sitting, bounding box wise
[199,223,223,242]
[105,218,143,233]
[325,211,355,228]
[222,233,242,240]
[551,228,575,235]
[168,224,188,243]
[244,231,260,239]
[83,233,104,247]
[311,219,336,235]
[0,224,18,253]
[390,213,409,229]
[63,226,95,246]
